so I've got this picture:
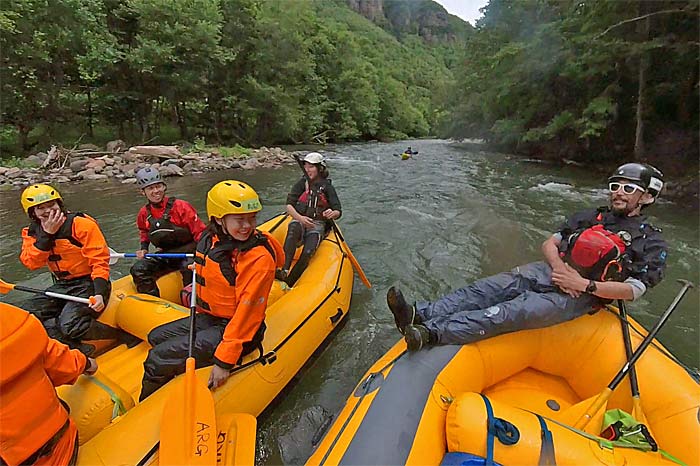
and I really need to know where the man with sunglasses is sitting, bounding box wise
[386,162,668,351]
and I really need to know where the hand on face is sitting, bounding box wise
[36,202,66,234]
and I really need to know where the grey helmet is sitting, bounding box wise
[136,167,164,189]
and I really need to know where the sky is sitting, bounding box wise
[434,0,489,26]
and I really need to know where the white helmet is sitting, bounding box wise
[303,152,326,167]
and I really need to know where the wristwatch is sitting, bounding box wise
[586,280,598,294]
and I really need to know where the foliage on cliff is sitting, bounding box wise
[441,0,698,170]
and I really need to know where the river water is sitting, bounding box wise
[0,139,697,464]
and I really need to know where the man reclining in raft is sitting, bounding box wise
[387,163,668,351]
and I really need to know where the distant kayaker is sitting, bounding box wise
[0,302,97,466]
[19,184,120,355]
[129,167,206,297]
[275,152,342,286]
[139,180,284,399]
[387,163,668,351]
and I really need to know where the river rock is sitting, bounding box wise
[106,140,126,153]
[5,167,23,178]
[78,143,101,151]
[24,155,43,167]
[160,164,184,177]
[121,178,137,184]
[240,158,261,170]
[162,158,184,167]
[99,156,115,166]
[77,168,96,179]
[85,158,106,172]
[69,159,88,171]
[84,173,108,181]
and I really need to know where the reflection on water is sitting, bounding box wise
[1,140,697,464]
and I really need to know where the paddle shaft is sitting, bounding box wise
[10,283,93,305]
[617,300,640,396]
[608,279,693,390]
[293,155,371,288]
[575,279,694,429]
[188,265,197,358]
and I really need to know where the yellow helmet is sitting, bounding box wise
[206,180,262,219]
[21,184,62,213]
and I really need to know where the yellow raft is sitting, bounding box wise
[55,214,354,465]
[308,309,699,466]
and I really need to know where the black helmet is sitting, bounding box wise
[609,163,664,198]
[136,167,164,189]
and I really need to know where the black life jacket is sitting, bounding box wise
[146,197,194,251]
[295,178,331,220]
[559,208,652,281]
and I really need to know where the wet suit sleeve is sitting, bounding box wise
[44,337,88,386]
[631,234,668,289]
[285,178,306,206]
[212,250,276,369]
[325,182,342,219]
[136,206,150,251]
[173,200,207,242]
[72,216,111,300]
[19,225,52,270]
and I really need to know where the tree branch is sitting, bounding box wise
[595,8,697,40]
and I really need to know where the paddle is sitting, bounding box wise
[572,279,694,432]
[0,278,97,305]
[329,220,371,288]
[617,299,650,428]
[108,247,193,266]
[159,264,217,465]
[292,155,371,288]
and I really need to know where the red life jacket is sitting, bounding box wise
[560,224,628,281]
[296,179,330,220]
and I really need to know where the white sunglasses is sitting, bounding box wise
[609,182,645,195]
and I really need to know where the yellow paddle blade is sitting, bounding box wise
[216,413,257,466]
[160,358,217,465]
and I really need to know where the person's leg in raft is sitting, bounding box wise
[130,256,176,297]
[278,220,304,281]
[140,314,226,400]
[416,290,600,347]
[285,223,324,286]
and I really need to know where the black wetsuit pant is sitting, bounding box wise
[130,256,191,297]
[140,314,265,400]
[24,276,121,351]
[282,220,326,286]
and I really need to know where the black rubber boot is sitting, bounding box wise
[404,325,431,352]
[387,286,417,335]
[275,269,289,282]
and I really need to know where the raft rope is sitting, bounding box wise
[86,376,128,420]
[526,410,687,466]
[479,394,521,466]
[603,306,700,382]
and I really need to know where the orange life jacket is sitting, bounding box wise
[193,229,284,366]
[20,213,110,282]
[0,303,86,466]
[194,230,279,317]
